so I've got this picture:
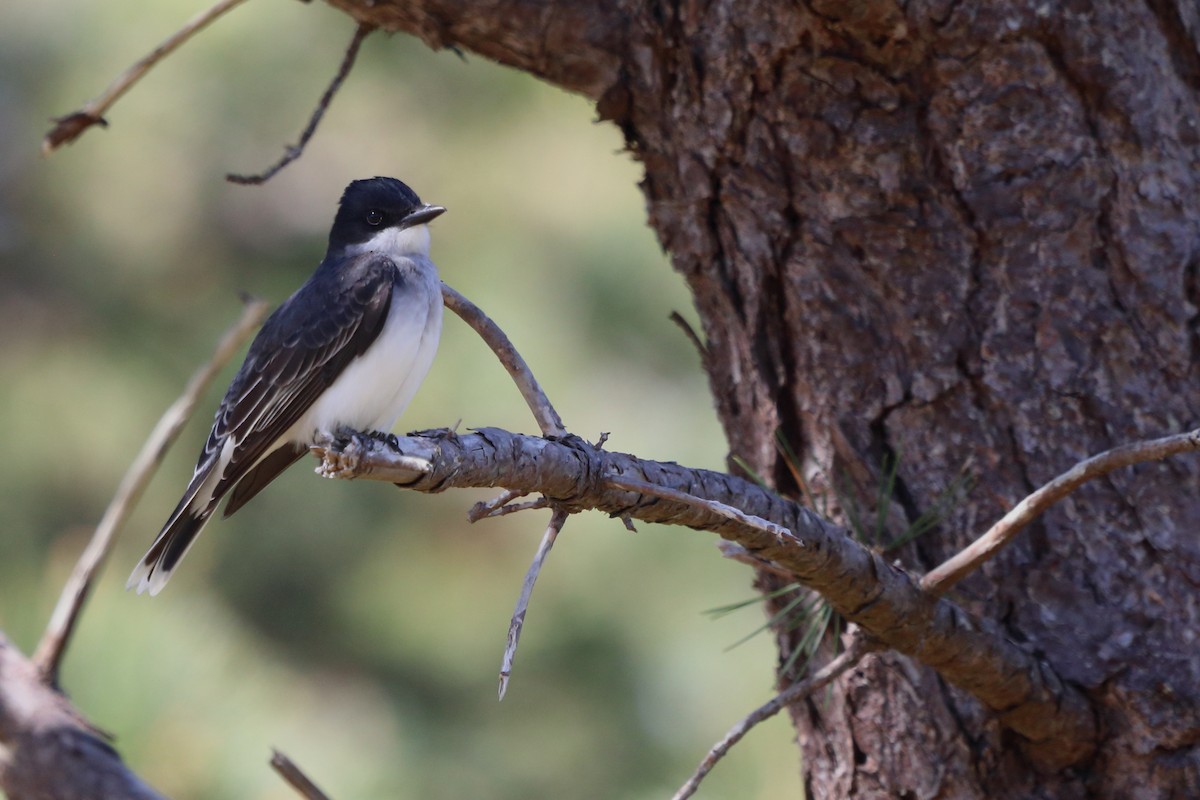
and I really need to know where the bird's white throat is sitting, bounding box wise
[348,223,432,258]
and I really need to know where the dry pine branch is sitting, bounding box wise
[311,426,1098,770]
[0,303,268,799]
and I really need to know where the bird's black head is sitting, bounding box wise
[327,176,445,255]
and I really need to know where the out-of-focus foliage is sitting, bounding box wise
[0,1,802,797]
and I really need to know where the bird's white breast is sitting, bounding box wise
[291,255,442,441]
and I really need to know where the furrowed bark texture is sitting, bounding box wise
[330,0,1200,795]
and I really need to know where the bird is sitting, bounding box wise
[128,176,445,596]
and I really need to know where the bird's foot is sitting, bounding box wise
[363,429,401,449]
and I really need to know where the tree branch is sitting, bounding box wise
[441,282,565,437]
[2,300,267,798]
[42,0,252,154]
[499,508,569,700]
[673,633,875,800]
[271,750,334,800]
[311,428,1097,769]
[0,635,166,799]
[439,283,571,694]
[226,23,376,185]
[32,298,270,685]
[922,428,1200,595]
[323,0,627,99]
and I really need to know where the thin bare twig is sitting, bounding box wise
[668,310,707,359]
[32,299,269,683]
[922,427,1200,595]
[499,507,568,700]
[467,488,529,522]
[606,475,799,545]
[441,282,566,437]
[441,283,569,696]
[672,634,874,800]
[326,285,568,696]
[482,496,551,519]
[716,541,801,581]
[42,0,252,154]
[227,22,376,185]
[271,750,334,800]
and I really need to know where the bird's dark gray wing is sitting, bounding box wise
[201,252,399,506]
[130,255,400,593]
[222,441,307,518]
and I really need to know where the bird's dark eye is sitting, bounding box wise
[365,209,384,226]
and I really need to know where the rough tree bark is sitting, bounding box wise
[327,0,1200,796]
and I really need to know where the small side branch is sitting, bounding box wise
[717,541,804,581]
[922,427,1200,595]
[271,750,334,800]
[227,22,376,185]
[468,488,528,521]
[441,282,565,436]
[499,508,569,700]
[316,298,565,696]
[32,298,269,684]
[438,285,569,695]
[672,634,874,800]
[668,310,707,360]
[468,491,550,521]
[43,0,252,154]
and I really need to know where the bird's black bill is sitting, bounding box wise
[402,204,446,228]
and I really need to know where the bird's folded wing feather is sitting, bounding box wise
[198,254,397,497]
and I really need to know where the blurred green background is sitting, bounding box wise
[0,1,801,797]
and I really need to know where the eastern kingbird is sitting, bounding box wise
[128,176,445,595]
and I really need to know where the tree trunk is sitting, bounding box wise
[632,3,1200,795]
[337,0,1200,795]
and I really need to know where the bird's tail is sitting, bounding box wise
[127,494,218,596]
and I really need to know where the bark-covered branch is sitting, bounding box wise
[324,0,626,100]
[0,302,270,798]
[0,635,165,800]
[312,428,1097,769]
